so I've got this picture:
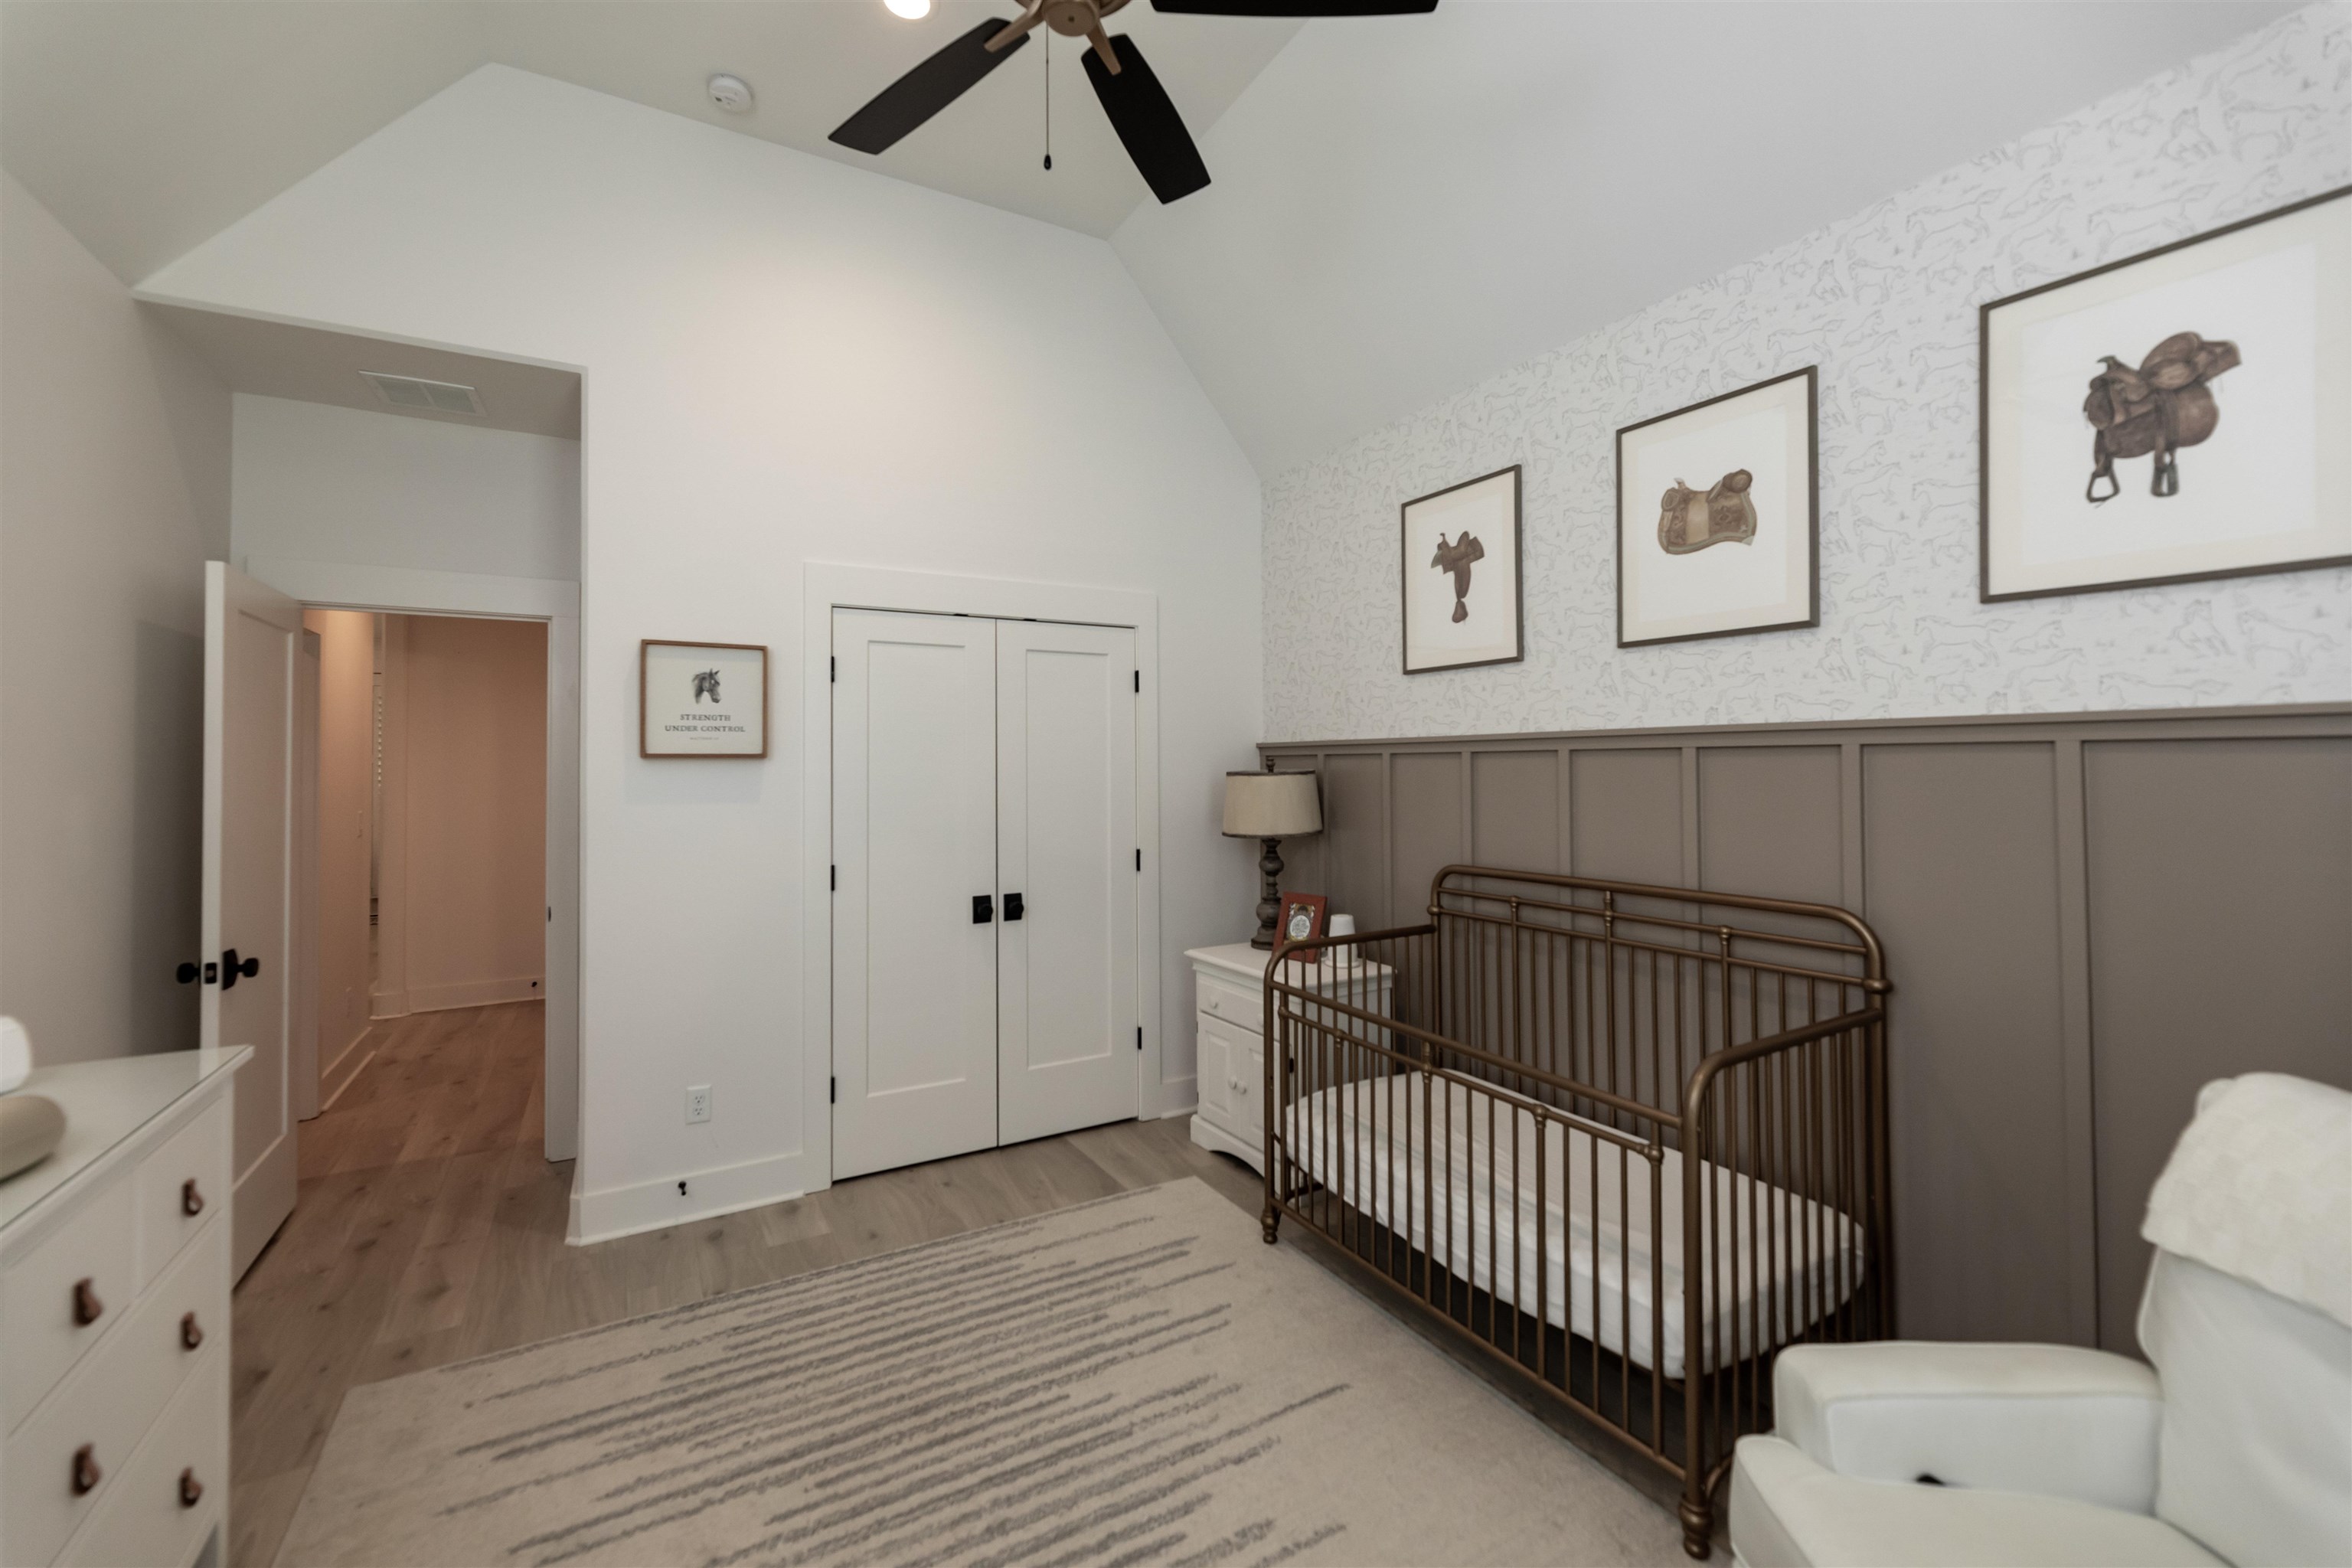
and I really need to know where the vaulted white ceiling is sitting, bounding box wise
[0,0,2297,477]
[0,0,1299,282]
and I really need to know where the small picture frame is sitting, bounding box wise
[640,640,769,758]
[1980,185,2351,601]
[1402,466,1523,675]
[1276,892,1328,953]
[1616,368,1818,647]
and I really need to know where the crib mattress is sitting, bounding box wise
[1283,1073,1867,1380]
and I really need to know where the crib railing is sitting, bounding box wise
[1260,867,1890,1560]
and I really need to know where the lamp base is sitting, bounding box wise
[1251,837,1283,949]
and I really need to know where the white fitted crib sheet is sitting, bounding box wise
[1285,1073,1866,1380]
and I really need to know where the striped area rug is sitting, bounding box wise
[276,1178,1679,1567]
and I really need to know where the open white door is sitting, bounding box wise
[996,621,1138,1144]
[202,562,303,1276]
[831,609,999,1179]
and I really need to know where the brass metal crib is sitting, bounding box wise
[1259,867,1892,1558]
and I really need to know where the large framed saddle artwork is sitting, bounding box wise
[1980,185,2352,601]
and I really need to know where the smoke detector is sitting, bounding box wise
[707,74,754,113]
[360,371,484,416]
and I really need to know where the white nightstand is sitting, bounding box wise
[1185,942,1394,1175]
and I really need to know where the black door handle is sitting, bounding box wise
[176,962,200,984]
[972,895,993,924]
[1003,893,1024,921]
[220,949,260,990]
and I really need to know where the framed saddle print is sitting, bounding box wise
[1616,368,1818,647]
[640,639,768,757]
[1401,465,1523,675]
[1981,185,2352,601]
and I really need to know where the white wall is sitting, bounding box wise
[233,393,578,582]
[304,607,374,1095]
[0,172,230,1066]
[1259,5,2350,743]
[141,66,1265,1238]
[379,612,546,1014]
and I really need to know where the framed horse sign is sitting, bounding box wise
[640,639,769,758]
[1980,185,2352,601]
[1615,368,1819,647]
[1401,466,1523,675]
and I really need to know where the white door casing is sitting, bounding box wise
[996,620,1138,1145]
[201,561,303,1276]
[831,609,1000,1180]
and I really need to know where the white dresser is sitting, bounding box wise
[1,1048,247,1568]
[1186,943,1393,1175]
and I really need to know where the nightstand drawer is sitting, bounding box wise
[1197,971,1264,1035]
[1198,1012,1262,1147]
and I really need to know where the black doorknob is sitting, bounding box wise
[972,895,994,924]
[1003,892,1025,922]
[175,962,200,984]
[220,949,260,990]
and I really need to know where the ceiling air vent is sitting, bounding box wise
[360,371,484,416]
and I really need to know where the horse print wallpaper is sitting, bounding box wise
[1262,3,2348,742]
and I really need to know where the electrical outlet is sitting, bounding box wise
[686,1084,712,1124]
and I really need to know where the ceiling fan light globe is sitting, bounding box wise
[884,0,933,18]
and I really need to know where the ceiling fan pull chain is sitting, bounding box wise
[1042,32,1053,171]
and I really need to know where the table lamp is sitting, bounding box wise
[1222,769,1322,948]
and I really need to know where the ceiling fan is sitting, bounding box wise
[829,0,1438,205]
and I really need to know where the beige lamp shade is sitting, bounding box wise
[1223,771,1321,838]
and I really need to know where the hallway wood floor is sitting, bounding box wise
[227,1001,1262,1567]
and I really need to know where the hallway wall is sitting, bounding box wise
[0,172,229,1064]
[379,613,546,1014]
[306,607,374,1097]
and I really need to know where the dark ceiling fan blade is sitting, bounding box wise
[1082,34,1210,205]
[829,19,1030,155]
[1151,0,1436,14]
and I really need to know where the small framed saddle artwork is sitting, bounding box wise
[1980,185,2351,600]
[1616,367,1819,646]
[1401,466,1523,675]
[640,639,769,758]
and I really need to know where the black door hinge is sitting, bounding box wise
[830,864,836,891]
[1136,1026,1144,1052]
[1132,670,1139,693]
[1135,848,1142,871]
[830,1076,837,1104]
[830,656,836,682]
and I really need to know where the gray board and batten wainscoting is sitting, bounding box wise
[1259,701,2352,1357]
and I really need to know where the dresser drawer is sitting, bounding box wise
[1197,970,1264,1035]
[1195,1015,1232,1120]
[1,1175,136,1435]
[134,1099,227,1292]
[57,1348,224,1568]
[2,1219,226,1567]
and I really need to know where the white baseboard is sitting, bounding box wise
[568,1148,816,1246]
[318,1027,377,1111]
[403,976,544,1014]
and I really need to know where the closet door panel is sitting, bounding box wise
[831,609,999,1179]
[997,621,1138,1144]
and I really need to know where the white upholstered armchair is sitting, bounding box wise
[1730,1073,2352,1568]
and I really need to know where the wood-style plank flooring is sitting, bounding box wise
[227,1002,1263,1567]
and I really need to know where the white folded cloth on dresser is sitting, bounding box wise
[2142,1072,2352,1329]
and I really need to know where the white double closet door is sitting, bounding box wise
[831,609,1139,1180]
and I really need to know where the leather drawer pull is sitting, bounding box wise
[72,1444,100,1496]
[181,1311,204,1351]
[72,1278,103,1327]
[179,1469,204,1508]
[182,1178,204,1217]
